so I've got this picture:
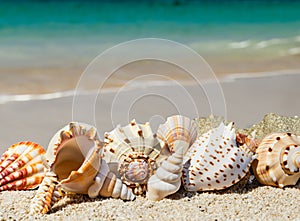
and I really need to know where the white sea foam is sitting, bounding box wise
[228,40,251,49]
[295,36,300,42]
[254,38,287,49]
[288,47,300,55]
[1,70,300,105]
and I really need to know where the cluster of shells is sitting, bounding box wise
[0,114,299,215]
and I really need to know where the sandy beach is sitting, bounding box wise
[0,183,299,220]
[0,71,300,220]
[1,1,300,220]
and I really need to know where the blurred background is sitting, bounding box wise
[0,0,299,95]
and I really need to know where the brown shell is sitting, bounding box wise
[252,132,300,187]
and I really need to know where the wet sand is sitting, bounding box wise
[0,71,300,153]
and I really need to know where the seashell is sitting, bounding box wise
[29,170,64,215]
[182,122,256,192]
[0,141,46,191]
[103,120,171,195]
[47,122,135,201]
[252,132,300,188]
[147,146,185,201]
[146,115,197,201]
[157,115,198,153]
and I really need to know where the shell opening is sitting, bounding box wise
[52,136,94,181]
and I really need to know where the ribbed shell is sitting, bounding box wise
[157,115,198,153]
[103,120,171,195]
[182,122,255,191]
[30,170,64,214]
[252,132,300,187]
[147,147,185,201]
[0,141,46,191]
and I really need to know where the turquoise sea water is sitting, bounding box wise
[0,0,299,69]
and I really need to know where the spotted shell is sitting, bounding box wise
[43,121,135,207]
[0,141,46,191]
[103,120,171,195]
[252,132,300,187]
[157,115,198,153]
[182,122,256,191]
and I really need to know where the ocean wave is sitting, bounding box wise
[228,40,251,49]
[288,47,300,55]
[1,70,300,104]
[254,38,288,49]
[0,91,76,105]
[227,36,299,50]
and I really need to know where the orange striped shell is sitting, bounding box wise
[0,141,46,191]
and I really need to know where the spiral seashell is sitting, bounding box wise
[29,170,64,215]
[147,146,185,201]
[47,122,135,201]
[0,141,46,191]
[157,115,198,153]
[103,120,170,195]
[182,122,256,192]
[252,132,300,187]
[88,159,135,200]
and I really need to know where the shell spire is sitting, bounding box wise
[47,122,135,202]
[88,159,135,200]
[29,170,64,215]
[0,141,46,191]
[182,122,256,192]
[147,146,184,201]
[252,132,300,187]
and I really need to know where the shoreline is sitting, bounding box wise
[0,71,300,153]
[1,68,300,104]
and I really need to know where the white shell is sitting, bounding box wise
[147,146,184,201]
[182,122,255,191]
[103,120,171,195]
[157,115,198,153]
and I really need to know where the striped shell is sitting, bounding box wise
[29,170,64,215]
[252,132,300,187]
[46,122,135,202]
[182,122,256,191]
[0,141,46,191]
[103,120,171,195]
[157,115,198,153]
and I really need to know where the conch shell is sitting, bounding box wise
[252,132,300,187]
[46,122,135,199]
[0,141,45,191]
[182,122,256,191]
[147,115,197,201]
